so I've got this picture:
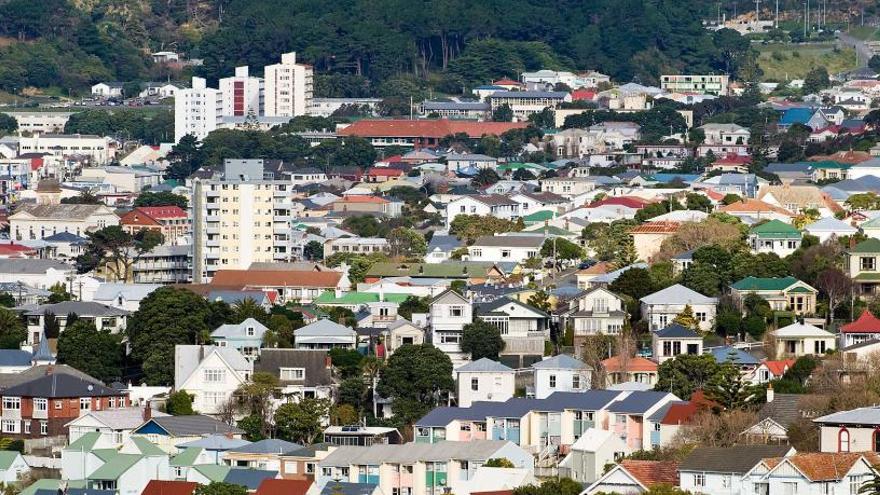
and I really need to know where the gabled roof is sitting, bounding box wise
[228,438,302,455]
[254,349,333,387]
[749,219,801,238]
[254,479,312,495]
[89,453,142,480]
[653,323,700,339]
[136,415,242,437]
[619,460,679,488]
[3,373,121,398]
[141,481,198,495]
[731,276,807,292]
[680,445,793,474]
[763,359,795,376]
[338,119,526,139]
[177,435,250,450]
[766,453,880,482]
[709,346,760,366]
[210,269,342,289]
[640,284,717,305]
[531,354,589,370]
[457,358,514,373]
[608,391,674,414]
[294,319,355,337]
[757,394,816,429]
[840,310,880,334]
[600,356,657,373]
[773,322,834,338]
[850,238,880,253]
[223,468,278,490]
[474,297,550,319]
[20,301,128,317]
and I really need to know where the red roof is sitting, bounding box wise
[254,479,312,495]
[0,242,37,258]
[588,196,653,209]
[141,481,198,495]
[714,154,752,165]
[366,167,405,177]
[571,89,597,101]
[659,401,700,425]
[840,310,880,334]
[337,195,389,204]
[630,221,681,234]
[620,460,679,488]
[210,270,342,289]
[492,78,524,87]
[601,356,657,373]
[763,359,795,376]
[120,206,187,227]
[338,119,527,139]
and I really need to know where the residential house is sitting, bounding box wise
[560,287,627,356]
[848,157,880,180]
[584,460,679,495]
[223,439,302,471]
[757,184,843,218]
[748,219,802,257]
[0,450,28,485]
[446,195,521,226]
[730,276,818,315]
[540,177,598,197]
[456,358,516,407]
[709,346,760,373]
[746,452,878,495]
[574,262,614,290]
[678,445,795,495]
[717,199,795,223]
[558,428,629,484]
[771,322,836,357]
[174,345,253,415]
[322,237,390,259]
[10,204,119,241]
[474,298,549,366]
[210,318,269,360]
[600,357,658,388]
[119,206,190,244]
[277,443,335,480]
[66,406,168,448]
[487,91,570,120]
[21,301,128,344]
[293,320,357,350]
[424,234,463,264]
[337,119,526,148]
[429,289,473,368]
[208,269,349,304]
[90,283,163,312]
[531,355,592,399]
[323,426,403,447]
[385,320,424,356]
[839,310,880,348]
[629,221,681,262]
[804,217,858,243]
[744,387,822,442]
[651,324,703,364]
[254,349,334,401]
[749,359,795,385]
[131,415,242,454]
[640,284,717,332]
[845,238,880,296]
[467,235,544,264]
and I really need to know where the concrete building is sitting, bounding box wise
[263,52,313,118]
[17,134,113,164]
[219,66,263,119]
[3,111,73,134]
[10,203,119,241]
[660,74,729,95]
[174,77,222,142]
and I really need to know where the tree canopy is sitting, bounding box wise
[377,344,454,424]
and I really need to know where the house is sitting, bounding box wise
[560,287,627,357]
[293,320,357,350]
[132,415,242,454]
[757,184,843,218]
[446,195,521,226]
[322,426,403,448]
[0,372,130,439]
[474,298,549,366]
[845,238,880,296]
[640,284,717,332]
[531,355,592,399]
[210,318,269,360]
[748,452,878,495]
[467,235,544,264]
[446,154,498,173]
[456,358,516,407]
[424,234,464,264]
[600,357,658,388]
[141,481,199,495]
[772,322,836,357]
[487,91,570,120]
[430,289,473,368]
[90,283,162,312]
[558,428,629,484]
[119,206,190,244]
[66,406,168,448]
[709,346,760,372]
[10,204,120,241]
[628,221,681,262]
[678,444,795,495]
[208,269,349,304]
[744,387,820,442]
[91,82,124,98]
[222,439,302,471]
[574,262,614,290]
[839,310,880,349]
[848,157,880,180]
[21,301,128,344]
[322,237,390,259]
[651,324,703,364]
[748,219,802,257]
[811,405,880,454]
[253,349,334,401]
[763,162,813,183]
[584,460,679,495]
[717,199,795,222]
[0,450,28,484]
[804,217,858,243]
[174,345,253,415]
[337,119,526,148]
[730,276,818,315]
[749,359,795,385]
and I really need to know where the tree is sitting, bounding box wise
[232,372,279,439]
[859,471,880,495]
[722,193,742,205]
[512,168,536,181]
[61,190,101,205]
[672,305,700,332]
[815,268,852,322]
[655,354,722,399]
[527,290,552,313]
[46,282,72,303]
[471,168,501,187]
[134,191,188,209]
[274,397,331,444]
[485,458,515,468]
[0,293,14,307]
[76,226,163,280]
[685,193,712,211]
[303,240,324,261]
[803,66,830,94]
[329,348,364,378]
[513,478,582,495]
[165,391,194,415]
[43,312,60,339]
[492,104,514,122]
[398,296,430,320]
[230,298,269,325]
[0,308,25,349]
[377,344,454,424]
[342,216,384,237]
[331,404,359,425]
[338,376,368,411]
[608,268,657,301]
[193,482,247,495]
[0,114,17,134]
[704,362,749,410]
[449,215,522,244]
[387,227,427,258]
[56,320,123,383]
[527,107,555,129]
[127,287,218,385]
[461,319,505,361]
[540,238,584,260]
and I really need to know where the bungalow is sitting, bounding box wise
[839,310,880,348]
[678,445,795,495]
[446,194,521,226]
[293,320,357,350]
[746,452,878,495]
[640,284,717,332]
[466,235,545,264]
[757,184,843,218]
[804,217,858,243]
[600,356,658,388]
[456,358,516,407]
[651,324,703,364]
[717,199,795,223]
[748,359,795,385]
[730,276,818,315]
[584,460,679,495]
[771,322,836,357]
[747,219,802,257]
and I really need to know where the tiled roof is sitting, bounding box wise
[336,195,389,204]
[141,481,198,495]
[210,270,342,289]
[620,460,679,488]
[254,479,312,495]
[577,261,612,276]
[770,453,880,481]
[338,119,526,139]
[630,221,681,234]
[840,310,880,333]
[763,359,795,376]
[588,196,653,209]
[600,356,657,373]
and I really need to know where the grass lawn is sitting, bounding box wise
[847,26,880,41]
[756,43,858,81]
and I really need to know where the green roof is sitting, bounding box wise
[193,464,231,481]
[808,160,850,169]
[314,291,409,305]
[65,432,102,452]
[171,447,203,467]
[855,273,880,281]
[851,238,880,253]
[731,276,802,291]
[788,286,814,293]
[523,210,556,223]
[88,453,143,480]
[497,162,543,171]
[365,261,497,278]
[91,449,119,462]
[750,219,802,238]
[0,451,20,471]
[129,436,165,456]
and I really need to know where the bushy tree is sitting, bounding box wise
[377,344,453,424]
[655,354,721,400]
[165,391,194,415]
[274,398,331,444]
[461,319,505,361]
[57,320,123,383]
[0,308,25,349]
[193,482,247,495]
[540,238,584,260]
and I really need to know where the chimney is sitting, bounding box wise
[224,431,234,440]
[325,354,332,369]
[850,236,857,250]
[766,382,775,403]
[45,365,54,375]
[143,401,152,421]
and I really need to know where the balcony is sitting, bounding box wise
[501,336,546,354]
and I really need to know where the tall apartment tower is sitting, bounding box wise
[191,159,295,283]
[174,77,222,142]
[219,66,264,118]
[263,52,314,118]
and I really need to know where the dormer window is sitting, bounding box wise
[246,327,255,336]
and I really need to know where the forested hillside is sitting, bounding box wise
[0,0,876,97]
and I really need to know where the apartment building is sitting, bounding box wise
[264,52,313,118]
[219,66,264,118]
[487,91,571,120]
[119,206,190,244]
[660,74,729,96]
[174,77,222,142]
[3,111,73,134]
[18,134,113,165]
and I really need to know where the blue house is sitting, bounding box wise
[779,108,816,129]
[210,318,269,360]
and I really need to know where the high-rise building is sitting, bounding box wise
[174,77,222,142]
[264,52,314,118]
[191,159,296,283]
[219,66,264,118]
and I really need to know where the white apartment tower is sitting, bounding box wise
[263,52,314,118]
[174,77,222,142]
[219,66,264,118]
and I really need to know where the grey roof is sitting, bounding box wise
[814,406,880,425]
[227,438,302,455]
[680,445,793,474]
[211,318,269,339]
[92,283,162,303]
[607,391,674,414]
[758,394,813,429]
[3,373,121,398]
[640,284,717,305]
[488,91,568,99]
[654,323,700,339]
[222,468,278,490]
[475,297,550,319]
[0,259,73,274]
[472,235,545,249]
[422,101,490,111]
[72,408,168,430]
[318,482,378,495]
[20,301,128,317]
[319,440,512,467]
[174,345,251,390]
[456,358,514,373]
[141,415,243,437]
[254,349,333,387]
[0,364,97,390]
[426,235,462,253]
[43,231,88,243]
[12,204,113,220]
[709,346,760,366]
[764,163,813,174]
[0,349,32,367]
[32,334,52,363]
[804,217,857,233]
[445,153,497,162]
[176,435,250,450]
[294,319,356,337]
[532,354,589,370]
[283,442,333,457]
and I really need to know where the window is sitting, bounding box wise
[246,326,255,336]
[1,420,18,434]
[471,378,479,391]
[694,473,705,487]
[23,422,30,435]
[861,257,876,272]
[54,400,62,409]
[840,428,850,452]
[279,368,305,381]
[594,298,607,313]
[80,398,91,411]
[203,392,224,406]
[203,369,226,383]
[695,312,706,322]
[549,375,556,388]
[501,249,511,258]
[572,375,580,389]
[2,397,20,410]
[34,398,47,412]
[449,306,464,318]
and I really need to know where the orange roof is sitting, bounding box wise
[254,479,312,495]
[120,206,187,227]
[577,261,613,276]
[492,78,524,86]
[718,199,795,217]
[630,221,681,234]
[620,460,679,488]
[338,119,527,139]
[366,167,405,177]
[601,356,658,373]
[766,453,880,481]
[762,359,795,376]
[337,195,389,204]
[210,270,342,289]
[808,150,872,164]
[141,481,198,495]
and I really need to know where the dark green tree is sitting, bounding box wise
[274,398,331,444]
[0,114,17,134]
[134,192,188,209]
[492,104,514,122]
[377,344,454,424]
[655,354,721,399]
[303,241,324,261]
[165,390,194,415]
[461,319,505,361]
[56,320,123,383]
[397,296,430,320]
[193,482,248,495]
[0,308,25,349]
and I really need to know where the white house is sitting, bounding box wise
[10,204,120,241]
[22,301,128,345]
[210,317,269,360]
[0,450,28,484]
[456,358,515,407]
[467,234,545,264]
[640,284,717,332]
[293,320,357,350]
[678,444,794,495]
[429,289,472,368]
[559,428,629,484]
[744,452,877,495]
[90,283,163,312]
[0,259,74,290]
[66,407,169,448]
[531,354,592,399]
[804,217,858,243]
[91,82,124,98]
[560,287,627,356]
[584,459,679,495]
[445,154,498,173]
[772,322,837,358]
[446,194,520,226]
[651,323,703,364]
[174,345,253,415]
[814,406,880,453]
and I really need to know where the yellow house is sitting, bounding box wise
[629,221,681,262]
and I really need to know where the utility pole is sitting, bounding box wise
[775,0,779,28]
[804,1,808,39]
[755,0,760,23]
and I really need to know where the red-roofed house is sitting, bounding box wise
[706,154,751,174]
[331,195,391,215]
[600,356,658,388]
[254,479,312,495]
[365,167,405,183]
[338,119,527,149]
[839,310,880,348]
[572,89,597,101]
[119,206,190,243]
[750,359,796,384]
[141,480,198,495]
[589,196,654,210]
[585,460,679,495]
[0,242,38,259]
[492,78,525,90]
[630,221,682,261]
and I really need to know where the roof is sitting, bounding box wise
[804,217,857,234]
[210,269,342,289]
[640,284,717,305]
[840,310,880,334]
[366,262,497,279]
[192,464,231,482]
[294,319,355,337]
[70,408,168,431]
[3,373,122,398]
[223,468,278,490]
[20,301,127,317]
[338,119,526,139]
[531,354,589,370]
[177,435,250,450]
[489,90,568,99]
[750,219,802,238]
[0,451,20,471]
[770,453,880,482]
[763,359,795,376]
[319,440,512,466]
[779,108,814,126]
[758,394,813,429]
[211,318,269,339]
[228,438,302,455]
[850,238,880,254]
[709,346,760,366]
[680,445,793,474]
[457,358,514,373]
[254,349,333,387]
[731,276,804,292]
[773,322,834,338]
[0,349,33,367]
[89,453,142,480]
[170,447,202,467]
[426,235,462,252]
[254,479,312,495]
[471,235,545,248]
[137,415,242,437]
[141,481,198,495]
[619,460,679,488]
[0,364,98,390]
[653,323,700,339]
[608,391,674,414]
[630,221,681,234]
[814,405,880,425]
[718,199,794,217]
[318,482,377,495]
[588,196,653,209]
[11,204,113,220]
[600,356,657,373]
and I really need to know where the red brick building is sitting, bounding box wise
[119,206,189,242]
[0,371,129,438]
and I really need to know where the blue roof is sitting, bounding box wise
[319,482,378,495]
[0,349,32,366]
[608,391,674,414]
[764,162,813,174]
[822,176,880,193]
[654,323,700,338]
[427,235,462,252]
[223,468,278,490]
[43,231,88,243]
[650,173,701,184]
[779,108,814,126]
[709,346,760,366]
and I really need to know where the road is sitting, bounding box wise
[837,31,874,67]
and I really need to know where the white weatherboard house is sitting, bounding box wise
[640,284,717,332]
[174,345,253,415]
[771,322,836,358]
[651,323,703,364]
[744,452,879,495]
[430,289,473,369]
[531,354,592,399]
[0,451,28,484]
[814,406,880,453]
[456,358,515,407]
[678,444,794,495]
[467,234,545,264]
[558,428,629,484]
[293,319,357,350]
[66,407,169,448]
